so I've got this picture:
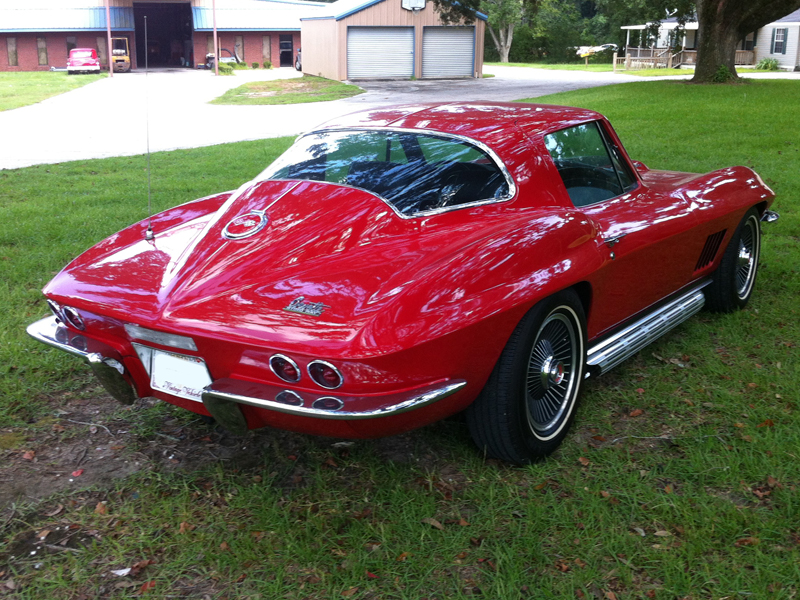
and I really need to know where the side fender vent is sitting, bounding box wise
[695,229,727,271]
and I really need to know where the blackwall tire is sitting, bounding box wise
[705,208,761,313]
[467,290,586,464]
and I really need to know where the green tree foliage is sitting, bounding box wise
[479,0,526,62]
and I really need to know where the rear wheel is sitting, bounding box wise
[705,208,761,312]
[467,290,586,464]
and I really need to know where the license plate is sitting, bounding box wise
[150,350,212,403]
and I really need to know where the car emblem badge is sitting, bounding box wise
[223,210,268,240]
[284,297,329,317]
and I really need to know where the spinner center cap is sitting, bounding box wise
[223,211,268,239]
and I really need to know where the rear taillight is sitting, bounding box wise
[270,354,301,383]
[308,360,343,389]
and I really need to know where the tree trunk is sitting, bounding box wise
[692,0,742,81]
[489,24,515,62]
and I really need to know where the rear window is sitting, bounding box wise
[260,130,512,216]
[71,50,94,58]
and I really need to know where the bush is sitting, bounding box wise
[216,62,234,75]
[230,61,248,70]
[711,64,735,83]
[755,57,780,71]
[251,62,259,69]
[263,61,272,69]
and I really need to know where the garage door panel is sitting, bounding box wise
[422,26,474,78]
[348,27,414,79]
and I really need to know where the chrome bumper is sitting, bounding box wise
[26,316,136,405]
[761,210,779,223]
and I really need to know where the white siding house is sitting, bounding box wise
[755,9,800,70]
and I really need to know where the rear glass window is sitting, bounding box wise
[71,50,93,58]
[260,130,511,216]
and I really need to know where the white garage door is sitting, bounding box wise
[422,26,474,78]
[347,27,414,79]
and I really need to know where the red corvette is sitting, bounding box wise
[28,103,778,464]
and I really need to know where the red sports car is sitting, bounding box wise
[28,103,778,464]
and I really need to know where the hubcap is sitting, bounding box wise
[526,311,579,436]
[735,217,758,299]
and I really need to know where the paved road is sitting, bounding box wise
[1,65,795,170]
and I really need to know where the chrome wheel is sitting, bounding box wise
[735,215,759,300]
[526,310,580,440]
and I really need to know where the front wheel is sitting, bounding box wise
[705,208,761,312]
[467,290,586,464]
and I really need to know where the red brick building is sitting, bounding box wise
[0,0,322,72]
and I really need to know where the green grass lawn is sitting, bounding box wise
[0,71,107,111]
[486,62,693,77]
[1,80,798,598]
[210,75,364,105]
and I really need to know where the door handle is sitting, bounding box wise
[603,234,626,248]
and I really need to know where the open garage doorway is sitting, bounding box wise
[134,2,194,68]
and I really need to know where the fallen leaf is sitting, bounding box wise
[747,383,758,389]
[574,558,587,568]
[734,422,746,428]
[111,568,132,577]
[396,552,411,562]
[44,504,64,517]
[663,484,674,494]
[767,476,779,488]
[366,571,379,579]
[605,591,618,600]
[71,469,84,477]
[95,501,108,515]
[37,529,51,540]
[555,560,570,572]
[735,537,760,547]
[757,419,775,428]
[632,527,645,537]
[139,581,156,594]
[458,518,469,527]
[654,530,671,537]
[178,522,195,534]
[592,435,607,442]
[600,490,611,498]
[742,435,754,443]
[629,408,644,417]
[22,450,35,461]
[421,517,445,530]
[341,586,359,597]
[578,457,590,466]
[220,541,230,551]
[4,579,16,591]
[533,481,547,490]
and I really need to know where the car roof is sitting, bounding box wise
[314,102,603,143]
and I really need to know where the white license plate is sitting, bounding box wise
[150,350,212,403]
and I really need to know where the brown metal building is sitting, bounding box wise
[300,0,486,80]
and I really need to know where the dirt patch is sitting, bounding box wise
[0,388,454,513]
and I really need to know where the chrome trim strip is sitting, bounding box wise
[201,380,467,420]
[258,126,517,220]
[27,316,91,360]
[586,281,711,376]
[761,210,779,223]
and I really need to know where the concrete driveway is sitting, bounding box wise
[2,65,790,170]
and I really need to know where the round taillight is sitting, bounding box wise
[63,306,85,331]
[308,360,343,390]
[312,397,344,411]
[47,299,64,322]
[270,354,301,383]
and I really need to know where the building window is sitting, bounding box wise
[262,35,271,62]
[771,28,787,54]
[6,37,18,66]
[66,36,77,56]
[235,35,244,61]
[37,37,48,65]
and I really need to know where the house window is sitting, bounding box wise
[6,37,18,66]
[37,37,48,65]
[66,36,77,56]
[771,28,787,54]
[262,35,271,62]
[235,35,244,61]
